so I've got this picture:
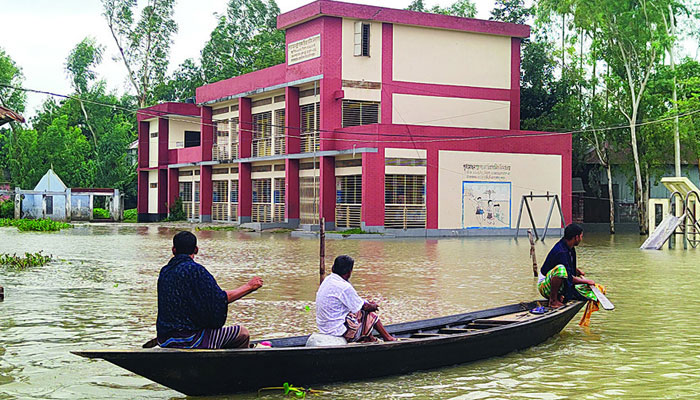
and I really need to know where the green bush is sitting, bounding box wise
[166,197,186,221]
[123,208,137,222]
[0,218,72,232]
[93,207,111,219]
[0,200,13,219]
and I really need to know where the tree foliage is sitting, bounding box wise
[407,0,477,17]
[102,0,177,107]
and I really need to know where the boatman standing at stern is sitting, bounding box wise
[538,223,597,308]
[154,231,263,349]
[316,255,396,342]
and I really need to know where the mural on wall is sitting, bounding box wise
[460,161,512,229]
[462,181,511,228]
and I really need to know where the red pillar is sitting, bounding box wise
[510,37,521,131]
[137,120,150,221]
[137,171,149,219]
[238,98,252,222]
[200,106,213,222]
[361,151,384,231]
[201,106,213,162]
[319,156,335,230]
[200,165,212,222]
[285,87,300,223]
[426,148,439,230]
[168,167,179,212]
[157,169,168,216]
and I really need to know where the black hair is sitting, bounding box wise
[332,255,354,276]
[564,223,583,240]
[173,231,197,255]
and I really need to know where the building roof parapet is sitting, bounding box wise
[277,0,530,38]
[137,102,200,122]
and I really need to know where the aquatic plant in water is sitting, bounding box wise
[0,218,73,232]
[123,209,137,223]
[0,251,53,269]
[93,207,111,219]
[258,382,326,398]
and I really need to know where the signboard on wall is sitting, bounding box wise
[288,34,321,65]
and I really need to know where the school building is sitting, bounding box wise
[136,0,571,235]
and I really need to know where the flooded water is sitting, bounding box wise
[0,224,698,399]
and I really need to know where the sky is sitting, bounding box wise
[0,0,500,118]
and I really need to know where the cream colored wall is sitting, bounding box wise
[168,118,199,149]
[392,94,509,130]
[385,148,426,158]
[393,24,511,89]
[342,19,382,83]
[342,88,381,102]
[437,150,562,229]
[148,170,158,214]
[149,120,158,168]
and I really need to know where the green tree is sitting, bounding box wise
[406,0,476,17]
[490,0,532,24]
[102,0,177,107]
[200,0,285,84]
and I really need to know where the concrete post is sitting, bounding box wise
[66,189,72,222]
[14,190,20,219]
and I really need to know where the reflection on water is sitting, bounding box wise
[1,225,699,399]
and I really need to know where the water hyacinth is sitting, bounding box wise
[0,218,73,232]
[0,251,53,269]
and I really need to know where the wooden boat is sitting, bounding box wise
[73,300,584,396]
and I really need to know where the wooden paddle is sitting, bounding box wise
[589,285,614,310]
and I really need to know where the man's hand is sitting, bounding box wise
[247,276,263,291]
[576,268,585,277]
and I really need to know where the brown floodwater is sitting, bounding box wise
[0,224,699,399]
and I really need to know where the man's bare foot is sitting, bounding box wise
[548,300,565,309]
[383,336,397,342]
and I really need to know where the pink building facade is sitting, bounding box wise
[137,0,571,236]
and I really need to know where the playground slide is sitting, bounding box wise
[640,214,683,250]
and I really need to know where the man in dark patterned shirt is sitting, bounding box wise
[154,231,263,349]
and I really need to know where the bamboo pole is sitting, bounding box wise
[528,229,538,277]
[0,286,4,301]
[319,217,326,285]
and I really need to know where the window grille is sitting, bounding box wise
[336,158,363,168]
[252,111,272,157]
[274,178,285,222]
[230,180,239,219]
[384,158,427,167]
[213,168,228,175]
[252,179,272,223]
[213,120,230,161]
[178,170,194,176]
[354,22,370,57]
[385,174,426,229]
[300,177,319,225]
[150,132,158,138]
[300,103,320,152]
[179,182,194,219]
[149,182,158,188]
[212,180,229,221]
[274,109,286,155]
[342,100,379,127]
[335,175,362,228]
[251,165,272,172]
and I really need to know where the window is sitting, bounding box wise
[184,131,200,148]
[342,100,379,127]
[354,22,370,57]
[252,111,272,157]
[385,175,425,205]
[300,103,320,152]
[45,196,53,215]
[149,182,158,189]
[150,132,158,138]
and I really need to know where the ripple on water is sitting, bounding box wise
[1,228,700,398]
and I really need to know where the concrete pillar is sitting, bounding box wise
[138,121,149,169]
[319,156,335,230]
[426,148,439,230]
[65,189,72,221]
[158,117,169,166]
[201,106,213,162]
[361,151,385,231]
[285,87,301,154]
[168,168,179,212]
[158,168,168,218]
[137,170,149,221]
[285,87,300,225]
[238,163,252,223]
[200,165,212,222]
[14,191,20,219]
[238,98,252,223]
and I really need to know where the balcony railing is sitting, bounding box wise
[335,204,361,228]
[384,205,426,229]
[252,203,272,223]
[213,141,238,161]
[212,203,229,221]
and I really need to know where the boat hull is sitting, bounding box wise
[73,301,584,396]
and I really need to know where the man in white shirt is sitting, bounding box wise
[315,255,396,342]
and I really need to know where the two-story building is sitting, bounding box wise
[136,0,572,236]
